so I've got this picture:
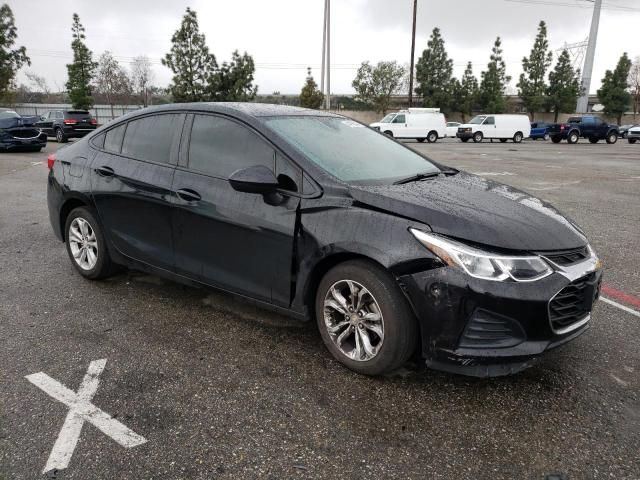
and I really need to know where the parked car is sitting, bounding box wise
[445,121,461,137]
[529,122,550,140]
[36,109,97,143]
[457,114,531,143]
[0,110,47,152]
[47,103,603,378]
[618,124,633,138]
[370,108,446,143]
[627,125,640,143]
[548,115,619,144]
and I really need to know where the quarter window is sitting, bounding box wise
[121,114,182,164]
[104,124,126,153]
[188,114,275,178]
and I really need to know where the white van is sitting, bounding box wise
[370,108,446,143]
[456,114,531,143]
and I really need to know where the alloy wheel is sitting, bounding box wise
[323,279,384,362]
[68,217,98,271]
[56,129,63,142]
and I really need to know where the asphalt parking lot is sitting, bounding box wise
[1,138,639,479]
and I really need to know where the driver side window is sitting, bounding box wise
[393,114,405,124]
[484,116,495,125]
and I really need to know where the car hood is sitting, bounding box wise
[348,172,587,251]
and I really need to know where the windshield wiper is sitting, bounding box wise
[393,171,442,185]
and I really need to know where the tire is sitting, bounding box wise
[629,138,637,144]
[567,131,579,144]
[55,127,68,143]
[460,138,469,143]
[383,130,393,137]
[544,133,549,141]
[551,136,562,144]
[427,131,438,143]
[589,137,599,144]
[606,132,618,144]
[513,132,523,143]
[472,131,483,143]
[499,138,508,143]
[416,138,426,143]
[315,260,417,376]
[64,207,116,280]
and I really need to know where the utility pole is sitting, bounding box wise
[325,0,331,110]
[408,0,417,108]
[320,0,327,105]
[577,0,602,113]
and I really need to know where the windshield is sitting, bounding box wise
[380,114,395,123]
[265,116,440,184]
[469,116,486,125]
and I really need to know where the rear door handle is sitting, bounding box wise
[176,188,201,202]
[96,166,114,177]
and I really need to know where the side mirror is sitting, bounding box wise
[228,165,279,194]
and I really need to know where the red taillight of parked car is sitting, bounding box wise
[47,154,56,170]
[90,118,97,125]
[63,119,78,125]
[560,124,565,131]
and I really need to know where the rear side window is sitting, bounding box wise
[122,114,182,164]
[104,124,126,153]
[568,117,581,124]
[188,114,275,178]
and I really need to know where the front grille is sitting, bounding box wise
[539,246,589,266]
[549,273,598,332]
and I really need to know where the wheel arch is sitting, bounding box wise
[59,194,93,241]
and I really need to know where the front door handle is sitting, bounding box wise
[176,188,201,202]
[96,166,114,177]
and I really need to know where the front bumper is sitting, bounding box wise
[399,256,602,377]
[0,132,47,150]
[456,131,473,140]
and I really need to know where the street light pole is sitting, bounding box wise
[577,0,602,113]
[320,0,327,107]
[325,0,331,110]
[408,0,417,108]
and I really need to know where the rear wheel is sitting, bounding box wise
[513,132,523,143]
[427,131,438,143]
[567,131,579,144]
[55,127,68,143]
[551,136,562,144]
[315,260,417,376]
[64,207,116,280]
[606,132,618,144]
[472,131,483,143]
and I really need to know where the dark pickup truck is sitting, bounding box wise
[548,115,619,144]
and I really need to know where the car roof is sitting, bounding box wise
[129,102,340,119]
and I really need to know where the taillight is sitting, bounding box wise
[560,124,565,131]
[90,118,97,125]
[63,119,77,125]
[47,153,56,170]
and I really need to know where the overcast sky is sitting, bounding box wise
[9,0,640,95]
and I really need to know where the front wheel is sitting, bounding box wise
[55,128,68,143]
[606,132,618,144]
[567,131,579,144]
[316,260,417,376]
[427,131,438,143]
[383,130,393,137]
[64,207,116,280]
[472,131,483,143]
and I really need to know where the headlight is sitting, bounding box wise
[409,229,553,282]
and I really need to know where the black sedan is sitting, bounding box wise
[0,110,47,152]
[46,103,603,377]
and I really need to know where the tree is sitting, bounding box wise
[627,56,640,121]
[517,21,553,119]
[546,49,582,122]
[95,51,131,118]
[162,7,217,102]
[452,62,478,122]
[0,3,30,102]
[210,50,257,101]
[597,53,632,124]
[415,27,453,111]
[66,14,97,110]
[478,37,511,113]
[352,61,406,114]
[130,55,154,107]
[299,67,323,109]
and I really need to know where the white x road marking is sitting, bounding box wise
[25,359,147,473]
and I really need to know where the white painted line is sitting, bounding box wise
[25,359,147,474]
[600,297,640,318]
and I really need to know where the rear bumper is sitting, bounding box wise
[399,259,602,377]
[63,126,96,138]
